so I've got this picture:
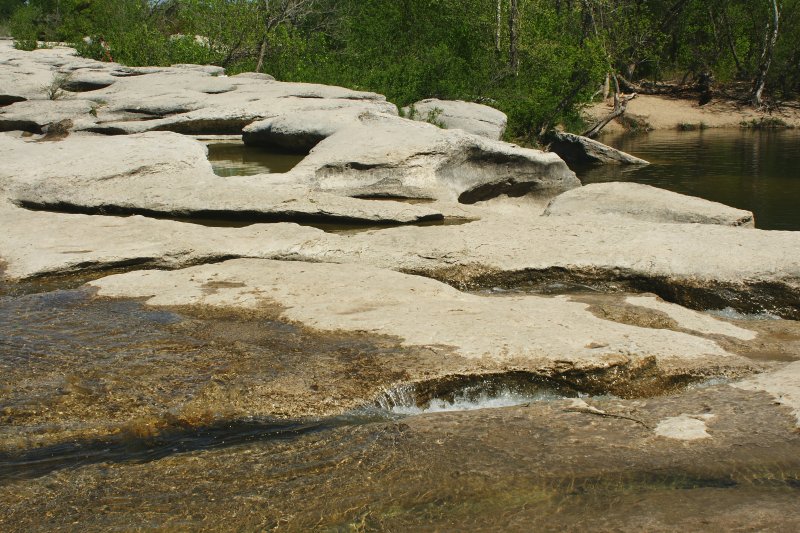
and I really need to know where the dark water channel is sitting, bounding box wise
[579,129,800,230]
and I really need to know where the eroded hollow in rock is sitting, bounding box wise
[0,95,26,107]
[14,200,455,234]
[205,141,306,176]
[445,266,800,320]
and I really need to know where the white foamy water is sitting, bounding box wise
[377,385,569,415]
[706,307,781,321]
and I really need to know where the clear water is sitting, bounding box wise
[578,129,800,230]
[206,142,305,176]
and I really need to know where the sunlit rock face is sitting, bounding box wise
[544,182,755,226]
[403,98,509,140]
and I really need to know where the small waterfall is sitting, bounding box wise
[375,376,578,415]
[376,383,418,412]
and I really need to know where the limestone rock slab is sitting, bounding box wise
[292,113,579,203]
[544,182,755,226]
[60,69,117,92]
[88,258,753,379]
[0,99,94,133]
[0,132,445,225]
[404,98,508,140]
[0,199,327,280]
[547,131,649,165]
[242,108,364,152]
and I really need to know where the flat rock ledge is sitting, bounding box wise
[547,131,649,165]
[544,182,755,226]
[0,131,445,225]
[89,258,757,393]
[2,200,799,318]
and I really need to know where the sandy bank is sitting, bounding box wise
[584,94,800,133]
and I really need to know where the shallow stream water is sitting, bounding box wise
[2,277,799,530]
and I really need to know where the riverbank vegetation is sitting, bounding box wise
[2,0,798,141]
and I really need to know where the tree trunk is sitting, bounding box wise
[508,0,519,74]
[751,0,780,107]
[495,0,502,54]
[255,0,271,74]
[582,75,636,138]
[256,36,268,73]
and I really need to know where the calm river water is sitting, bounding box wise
[579,129,800,230]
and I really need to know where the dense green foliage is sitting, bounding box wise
[3,0,798,140]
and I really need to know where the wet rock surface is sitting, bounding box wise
[1,41,799,531]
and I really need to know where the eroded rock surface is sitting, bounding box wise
[0,41,396,137]
[0,199,329,279]
[0,99,94,133]
[242,108,364,152]
[544,182,755,226]
[2,197,799,318]
[2,38,800,533]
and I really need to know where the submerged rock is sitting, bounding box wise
[544,182,755,226]
[733,360,800,426]
[403,98,508,140]
[547,131,649,165]
[2,382,800,531]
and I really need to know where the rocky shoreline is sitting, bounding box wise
[1,41,799,530]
